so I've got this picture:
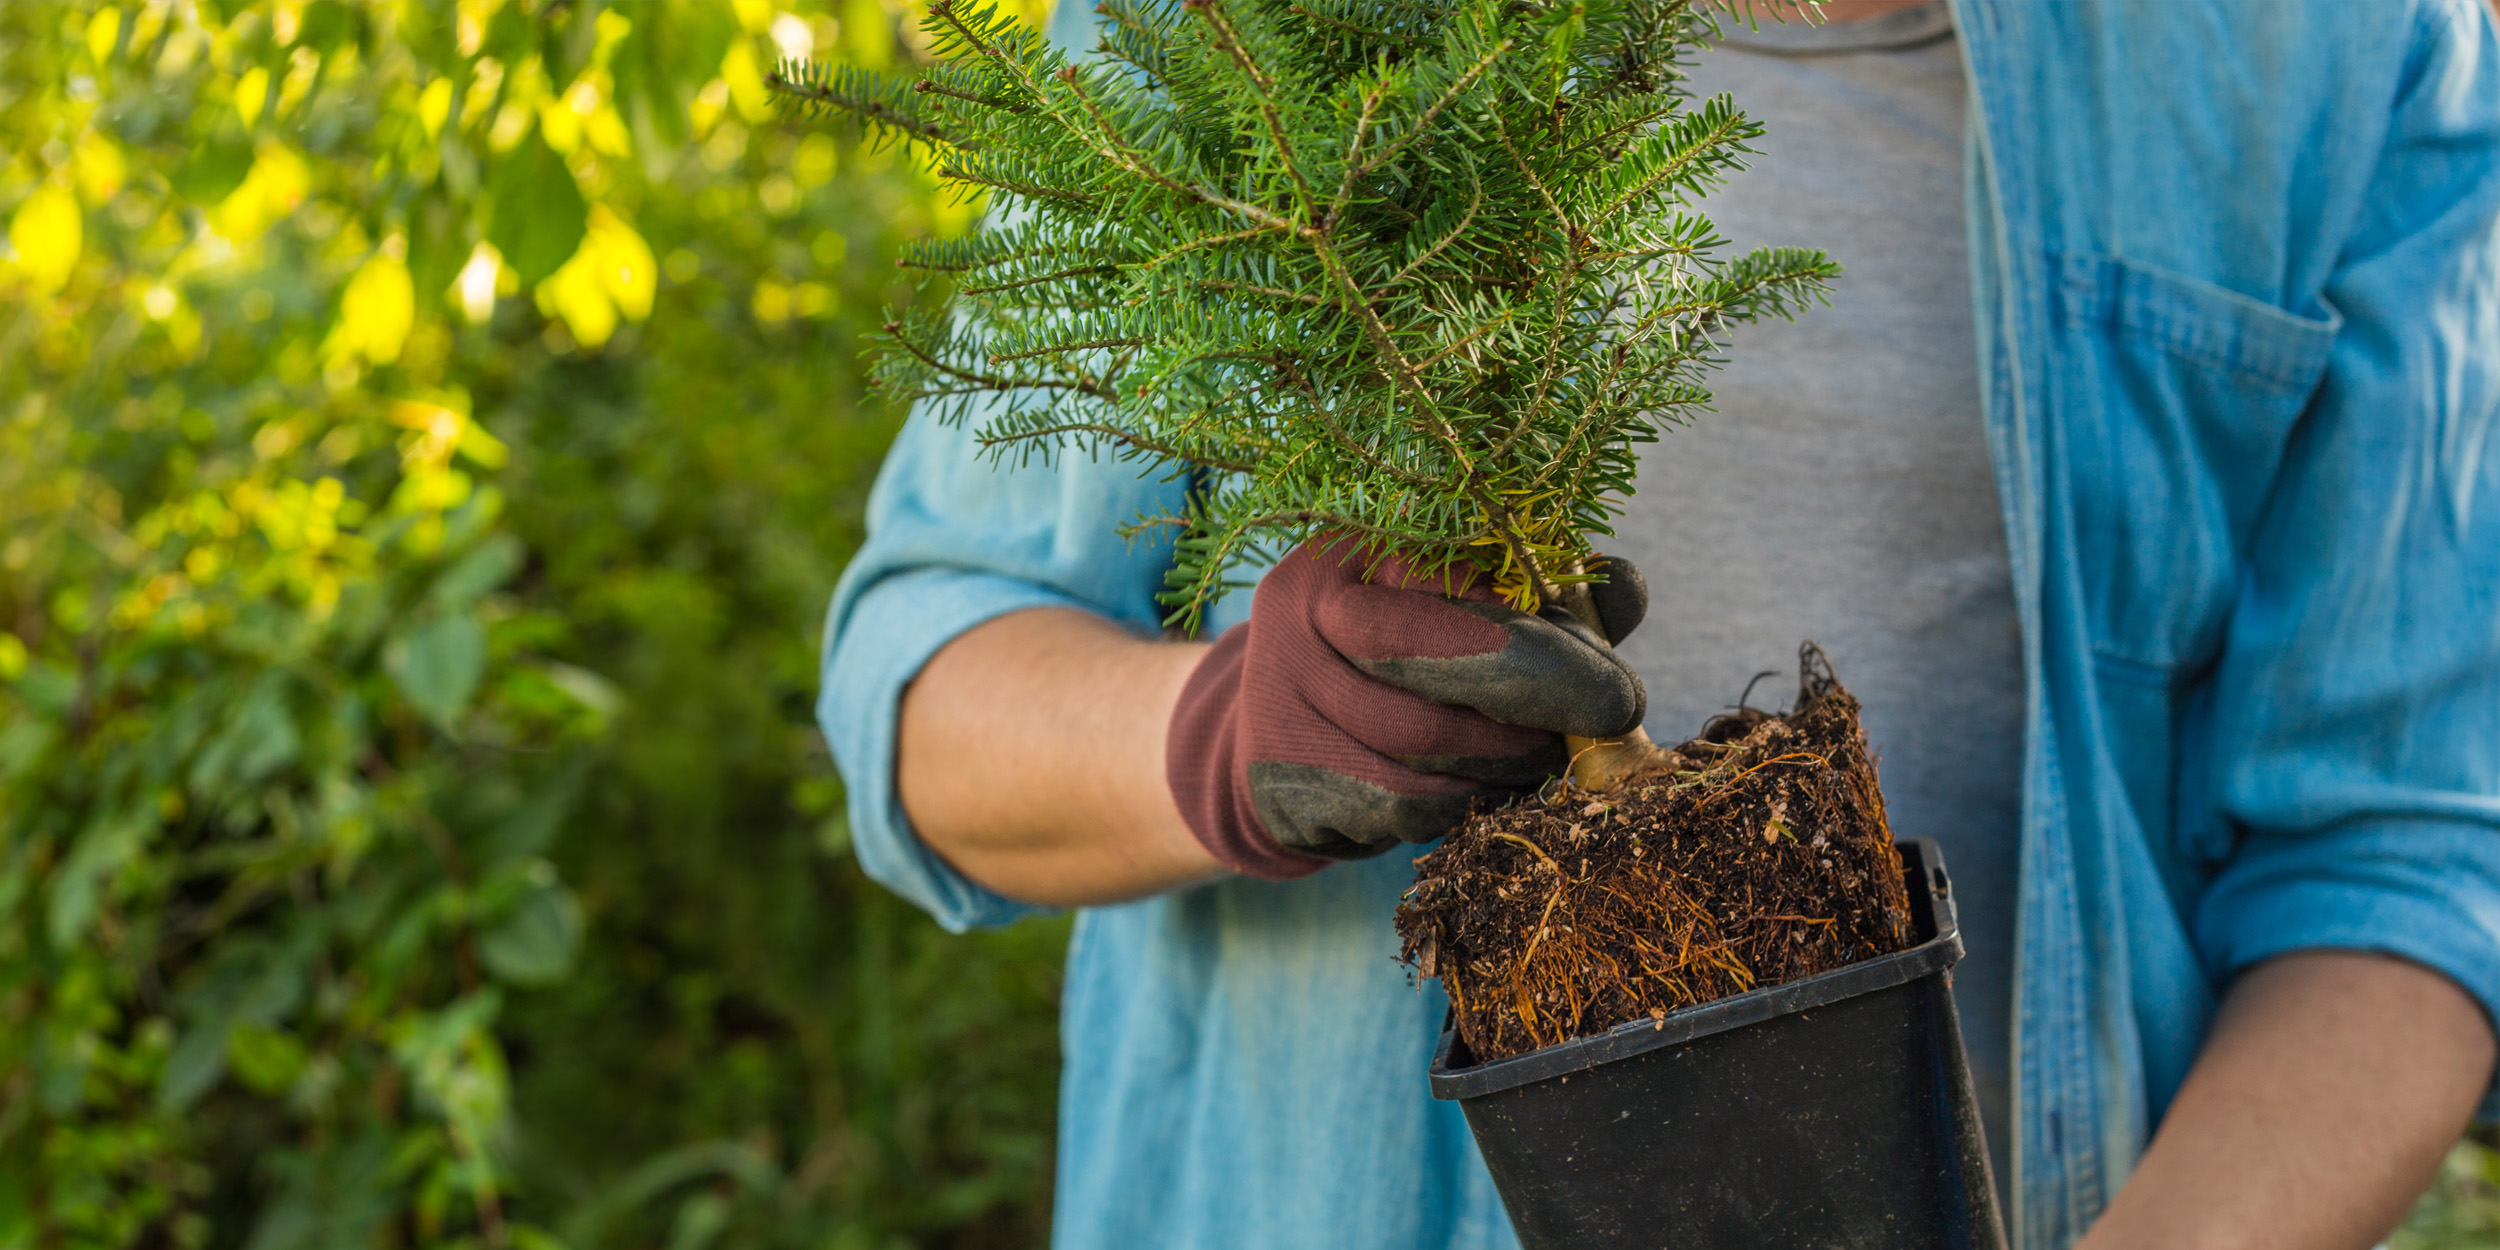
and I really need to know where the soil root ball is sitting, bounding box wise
[1395,643,1916,1064]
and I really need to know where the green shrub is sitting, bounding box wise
[0,2,1061,1246]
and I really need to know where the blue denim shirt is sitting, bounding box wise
[816,2,2500,1245]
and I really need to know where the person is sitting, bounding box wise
[816,0,2500,1245]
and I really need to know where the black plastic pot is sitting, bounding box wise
[1429,838,2004,1250]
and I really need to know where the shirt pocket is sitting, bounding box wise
[2049,253,2341,671]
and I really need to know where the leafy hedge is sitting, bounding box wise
[0,2,1062,1246]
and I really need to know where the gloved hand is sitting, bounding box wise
[1165,535,1649,879]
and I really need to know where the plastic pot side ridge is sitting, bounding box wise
[1430,838,2006,1250]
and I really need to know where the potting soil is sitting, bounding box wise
[1395,644,1916,1064]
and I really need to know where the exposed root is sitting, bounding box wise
[1396,643,1915,1063]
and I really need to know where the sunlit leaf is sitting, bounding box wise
[212,142,312,239]
[539,248,616,348]
[539,206,656,347]
[72,130,126,204]
[235,65,270,128]
[84,7,118,65]
[454,241,502,324]
[722,39,773,125]
[588,206,656,321]
[328,246,416,367]
[8,184,81,295]
[418,76,454,137]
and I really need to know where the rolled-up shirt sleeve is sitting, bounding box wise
[818,407,1189,932]
[2193,0,2500,1106]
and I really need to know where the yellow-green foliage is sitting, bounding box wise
[0,2,1060,1246]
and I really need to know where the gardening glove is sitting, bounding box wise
[1166,534,1648,879]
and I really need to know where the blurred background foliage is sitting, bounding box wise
[2401,1126,2500,1250]
[3,2,2497,1249]
[0,1,1065,1247]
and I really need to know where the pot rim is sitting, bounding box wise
[1427,838,1963,1100]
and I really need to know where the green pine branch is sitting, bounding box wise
[772,0,1838,630]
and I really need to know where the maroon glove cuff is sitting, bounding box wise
[1167,627,1334,881]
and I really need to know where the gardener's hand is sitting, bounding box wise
[1165,535,1649,878]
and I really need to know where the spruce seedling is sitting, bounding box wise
[771,0,1837,789]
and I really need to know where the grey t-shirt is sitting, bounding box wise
[1605,7,2024,1192]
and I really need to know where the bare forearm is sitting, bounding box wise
[897,607,1224,906]
[2077,951,2495,1250]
